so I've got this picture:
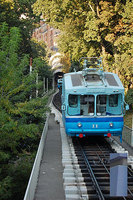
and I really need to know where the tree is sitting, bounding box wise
[30,38,47,59]
[33,0,117,63]
[60,53,71,73]
[0,0,40,54]
[113,0,133,89]
[125,88,133,109]
[33,0,90,60]
[0,23,51,200]
[33,0,133,89]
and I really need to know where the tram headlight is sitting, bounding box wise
[77,122,82,127]
[109,123,113,127]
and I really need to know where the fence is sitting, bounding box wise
[122,125,133,147]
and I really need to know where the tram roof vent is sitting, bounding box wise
[71,74,82,86]
[105,74,119,86]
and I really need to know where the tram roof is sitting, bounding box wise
[64,71,124,92]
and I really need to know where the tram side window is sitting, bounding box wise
[109,94,118,107]
[69,94,78,108]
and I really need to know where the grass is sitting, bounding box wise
[124,109,133,129]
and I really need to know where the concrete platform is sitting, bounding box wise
[34,114,65,200]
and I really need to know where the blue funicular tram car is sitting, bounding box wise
[61,57,129,142]
[57,78,63,89]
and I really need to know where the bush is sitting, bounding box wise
[125,88,133,109]
[9,155,34,200]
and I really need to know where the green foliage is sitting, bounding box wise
[113,0,133,89]
[69,60,80,72]
[30,38,47,58]
[125,89,133,108]
[0,23,52,200]
[0,155,34,200]
[8,155,34,200]
[124,108,133,128]
[33,0,133,89]
[0,1,52,199]
[0,176,13,200]
[0,0,40,54]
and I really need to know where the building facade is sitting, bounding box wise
[32,20,59,51]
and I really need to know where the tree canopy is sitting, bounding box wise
[0,21,53,200]
[0,0,40,54]
[0,1,53,199]
[33,0,133,89]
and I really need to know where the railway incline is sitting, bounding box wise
[24,90,133,200]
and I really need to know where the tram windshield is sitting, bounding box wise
[80,95,94,116]
[96,95,107,115]
[106,94,122,116]
[96,94,122,116]
[68,94,122,116]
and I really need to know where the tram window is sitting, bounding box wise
[69,94,78,107]
[80,95,87,105]
[109,94,118,107]
[97,95,106,104]
[80,95,94,115]
[96,95,107,115]
[88,95,94,114]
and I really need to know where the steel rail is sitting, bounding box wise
[52,93,61,112]
[96,143,110,175]
[96,144,127,200]
[96,143,133,199]
[96,152,110,175]
[79,143,105,200]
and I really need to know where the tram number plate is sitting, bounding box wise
[92,124,98,128]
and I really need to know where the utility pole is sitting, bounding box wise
[47,78,48,93]
[43,77,45,94]
[36,73,38,98]
[53,77,55,91]
[30,57,32,100]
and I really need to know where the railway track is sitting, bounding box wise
[53,90,133,200]
[73,137,133,200]
[52,89,61,112]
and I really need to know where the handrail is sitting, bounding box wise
[124,125,133,131]
[123,125,133,147]
[23,113,50,200]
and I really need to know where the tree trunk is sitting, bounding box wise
[101,45,108,71]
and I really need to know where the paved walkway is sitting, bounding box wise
[34,114,65,200]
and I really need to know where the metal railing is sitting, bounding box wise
[23,113,50,200]
[123,125,133,147]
